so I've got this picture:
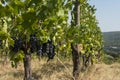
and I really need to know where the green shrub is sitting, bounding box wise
[102,54,115,64]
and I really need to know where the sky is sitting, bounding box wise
[89,0,120,32]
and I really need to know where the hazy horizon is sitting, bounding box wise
[89,0,120,32]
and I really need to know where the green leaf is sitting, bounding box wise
[0,30,9,40]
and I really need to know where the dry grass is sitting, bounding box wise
[0,57,120,80]
[0,57,73,80]
[81,63,120,80]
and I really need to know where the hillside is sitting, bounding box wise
[0,59,120,80]
[103,31,120,55]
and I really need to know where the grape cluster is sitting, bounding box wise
[30,34,37,53]
[10,37,25,53]
[29,34,55,61]
[36,40,55,61]
[0,40,2,46]
[46,40,55,61]
[10,34,55,61]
